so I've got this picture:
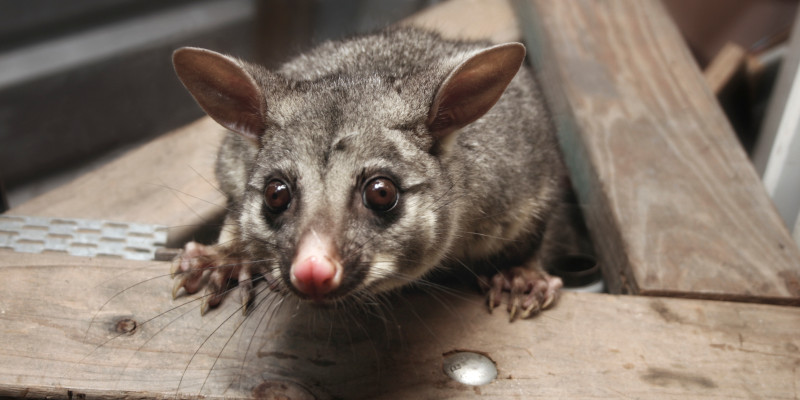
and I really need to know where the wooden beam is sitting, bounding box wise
[6,0,520,248]
[399,0,519,43]
[8,117,228,247]
[0,0,254,187]
[514,0,800,304]
[1,251,798,399]
[4,0,800,398]
[703,42,746,95]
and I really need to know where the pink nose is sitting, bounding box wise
[290,232,342,301]
[291,255,339,299]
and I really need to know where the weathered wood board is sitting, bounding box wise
[10,0,800,305]
[6,0,520,249]
[400,0,519,43]
[0,0,254,187]
[8,117,227,247]
[703,42,746,95]
[1,251,798,399]
[3,0,800,398]
[514,0,800,304]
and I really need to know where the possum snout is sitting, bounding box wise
[290,232,343,301]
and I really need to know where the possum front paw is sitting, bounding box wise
[170,241,254,315]
[479,266,563,321]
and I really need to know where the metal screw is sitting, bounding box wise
[442,351,497,386]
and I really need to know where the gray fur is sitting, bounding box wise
[212,27,566,298]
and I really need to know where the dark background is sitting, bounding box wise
[1,0,797,210]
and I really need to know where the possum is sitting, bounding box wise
[170,26,576,321]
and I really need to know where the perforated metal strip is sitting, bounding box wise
[0,215,167,261]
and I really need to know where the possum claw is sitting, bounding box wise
[508,274,525,321]
[481,273,505,313]
[482,266,562,322]
[200,290,224,315]
[172,267,204,299]
[170,242,216,297]
[518,302,539,320]
[200,295,210,315]
[170,240,259,316]
[201,280,225,315]
[172,278,184,300]
[542,295,555,310]
[541,277,561,309]
[239,280,254,316]
[170,252,182,278]
[508,299,520,322]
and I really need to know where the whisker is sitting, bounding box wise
[114,296,204,389]
[177,287,253,396]
[237,285,286,383]
[188,164,227,198]
[151,181,231,213]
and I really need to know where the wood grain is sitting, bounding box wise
[4,0,800,398]
[0,0,253,187]
[514,0,800,304]
[1,251,798,399]
[6,0,519,249]
[8,117,228,247]
[400,0,519,43]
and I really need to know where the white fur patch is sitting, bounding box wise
[364,253,399,292]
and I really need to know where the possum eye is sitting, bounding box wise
[264,179,291,213]
[363,177,398,212]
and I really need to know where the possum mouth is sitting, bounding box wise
[283,276,365,305]
[278,253,390,305]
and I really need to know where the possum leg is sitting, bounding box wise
[170,222,255,315]
[479,187,589,321]
[479,260,562,322]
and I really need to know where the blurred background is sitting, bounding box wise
[1,0,799,225]
[0,0,441,209]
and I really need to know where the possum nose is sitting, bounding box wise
[292,255,339,297]
[290,233,342,300]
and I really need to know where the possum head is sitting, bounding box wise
[172,43,524,303]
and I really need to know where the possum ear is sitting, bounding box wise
[427,43,525,141]
[173,47,266,142]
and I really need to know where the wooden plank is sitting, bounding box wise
[5,0,518,248]
[703,42,746,95]
[0,0,254,187]
[8,117,227,247]
[3,0,799,398]
[399,0,519,43]
[513,0,800,304]
[0,250,798,399]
